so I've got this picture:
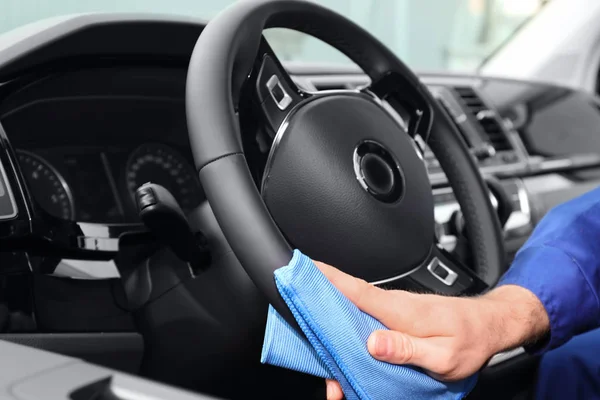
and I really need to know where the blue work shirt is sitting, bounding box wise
[498,186,600,352]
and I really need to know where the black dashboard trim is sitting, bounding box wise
[0,15,206,81]
[0,95,183,120]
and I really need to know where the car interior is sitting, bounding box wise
[1,1,600,399]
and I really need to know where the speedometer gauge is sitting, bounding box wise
[125,143,203,213]
[17,150,75,220]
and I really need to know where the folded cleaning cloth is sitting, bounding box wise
[261,250,477,400]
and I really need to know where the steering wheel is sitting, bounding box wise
[186,0,505,325]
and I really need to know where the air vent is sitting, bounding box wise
[453,86,512,152]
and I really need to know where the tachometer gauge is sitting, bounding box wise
[125,143,203,213]
[17,150,75,220]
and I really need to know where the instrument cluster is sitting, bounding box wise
[16,143,203,223]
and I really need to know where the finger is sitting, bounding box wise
[314,261,421,329]
[369,331,480,381]
[325,379,344,400]
[315,262,394,315]
[367,330,443,372]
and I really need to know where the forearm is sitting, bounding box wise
[496,244,600,353]
[481,285,550,355]
[490,187,600,353]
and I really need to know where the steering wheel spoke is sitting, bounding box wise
[402,245,489,296]
[253,39,308,133]
[365,73,434,140]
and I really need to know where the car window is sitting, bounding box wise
[1,0,549,72]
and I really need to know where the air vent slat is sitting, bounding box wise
[453,86,512,152]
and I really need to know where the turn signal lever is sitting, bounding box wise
[114,184,210,310]
[136,183,210,271]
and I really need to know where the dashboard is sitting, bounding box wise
[0,14,599,266]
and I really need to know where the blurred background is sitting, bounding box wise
[0,0,549,72]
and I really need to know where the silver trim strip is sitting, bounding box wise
[503,179,532,236]
[517,179,531,222]
[369,263,425,286]
[259,100,302,195]
[74,222,143,252]
[0,157,17,219]
[77,236,119,252]
[54,259,120,279]
[487,347,525,367]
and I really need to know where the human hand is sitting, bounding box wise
[314,262,549,400]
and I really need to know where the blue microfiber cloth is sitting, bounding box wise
[261,249,477,400]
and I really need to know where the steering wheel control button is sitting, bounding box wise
[433,264,449,280]
[0,161,17,220]
[353,140,404,203]
[427,258,458,286]
[267,75,292,110]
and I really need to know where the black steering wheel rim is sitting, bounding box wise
[186,0,505,325]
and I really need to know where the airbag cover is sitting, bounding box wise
[262,94,434,281]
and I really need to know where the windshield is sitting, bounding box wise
[2,0,549,72]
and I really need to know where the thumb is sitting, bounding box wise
[368,330,472,381]
[367,330,431,367]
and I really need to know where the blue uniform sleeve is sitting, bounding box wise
[497,186,600,352]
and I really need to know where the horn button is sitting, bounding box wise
[262,94,434,282]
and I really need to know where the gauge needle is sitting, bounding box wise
[101,152,125,217]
